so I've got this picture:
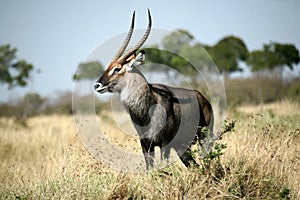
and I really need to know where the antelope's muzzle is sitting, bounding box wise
[94,82,108,93]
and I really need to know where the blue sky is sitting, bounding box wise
[0,0,299,102]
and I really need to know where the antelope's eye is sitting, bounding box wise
[108,66,122,76]
[114,67,121,72]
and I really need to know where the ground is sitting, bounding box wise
[0,100,299,199]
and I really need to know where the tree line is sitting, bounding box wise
[1,30,299,122]
[1,30,299,88]
[144,29,299,76]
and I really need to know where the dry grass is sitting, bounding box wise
[237,99,300,116]
[0,101,300,199]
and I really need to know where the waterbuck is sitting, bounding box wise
[94,10,213,169]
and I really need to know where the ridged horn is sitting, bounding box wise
[113,11,135,60]
[118,9,152,62]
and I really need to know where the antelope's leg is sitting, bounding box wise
[177,147,199,168]
[140,139,155,170]
[160,146,171,162]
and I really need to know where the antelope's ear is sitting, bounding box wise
[127,50,145,70]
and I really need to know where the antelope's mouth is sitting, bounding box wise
[94,82,108,94]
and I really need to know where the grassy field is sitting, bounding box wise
[0,100,299,199]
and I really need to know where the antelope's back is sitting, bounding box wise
[150,83,213,129]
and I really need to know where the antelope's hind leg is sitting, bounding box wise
[177,147,199,168]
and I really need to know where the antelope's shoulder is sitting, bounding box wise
[150,83,197,97]
[149,84,174,98]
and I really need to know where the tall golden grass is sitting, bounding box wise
[0,101,299,199]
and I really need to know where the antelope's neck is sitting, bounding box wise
[120,71,153,118]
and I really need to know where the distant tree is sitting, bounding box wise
[144,49,192,78]
[145,31,250,83]
[0,44,34,88]
[180,43,213,69]
[247,42,300,75]
[247,47,275,72]
[160,29,195,75]
[144,30,208,77]
[205,36,248,74]
[18,93,45,115]
[73,61,104,81]
[273,43,300,70]
[162,29,194,54]
[147,33,250,76]
[12,93,45,126]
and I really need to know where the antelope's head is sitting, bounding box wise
[94,10,152,94]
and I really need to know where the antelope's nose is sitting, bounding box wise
[94,82,102,90]
[94,82,108,93]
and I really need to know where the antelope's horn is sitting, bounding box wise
[118,9,152,62]
[113,11,135,60]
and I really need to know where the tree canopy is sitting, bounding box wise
[145,30,249,75]
[247,42,300,72]
[73,61,104,81]
[205,36,248,73]
[144,29,299,77]
[0,44,34,88]
[161,29,194,54]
